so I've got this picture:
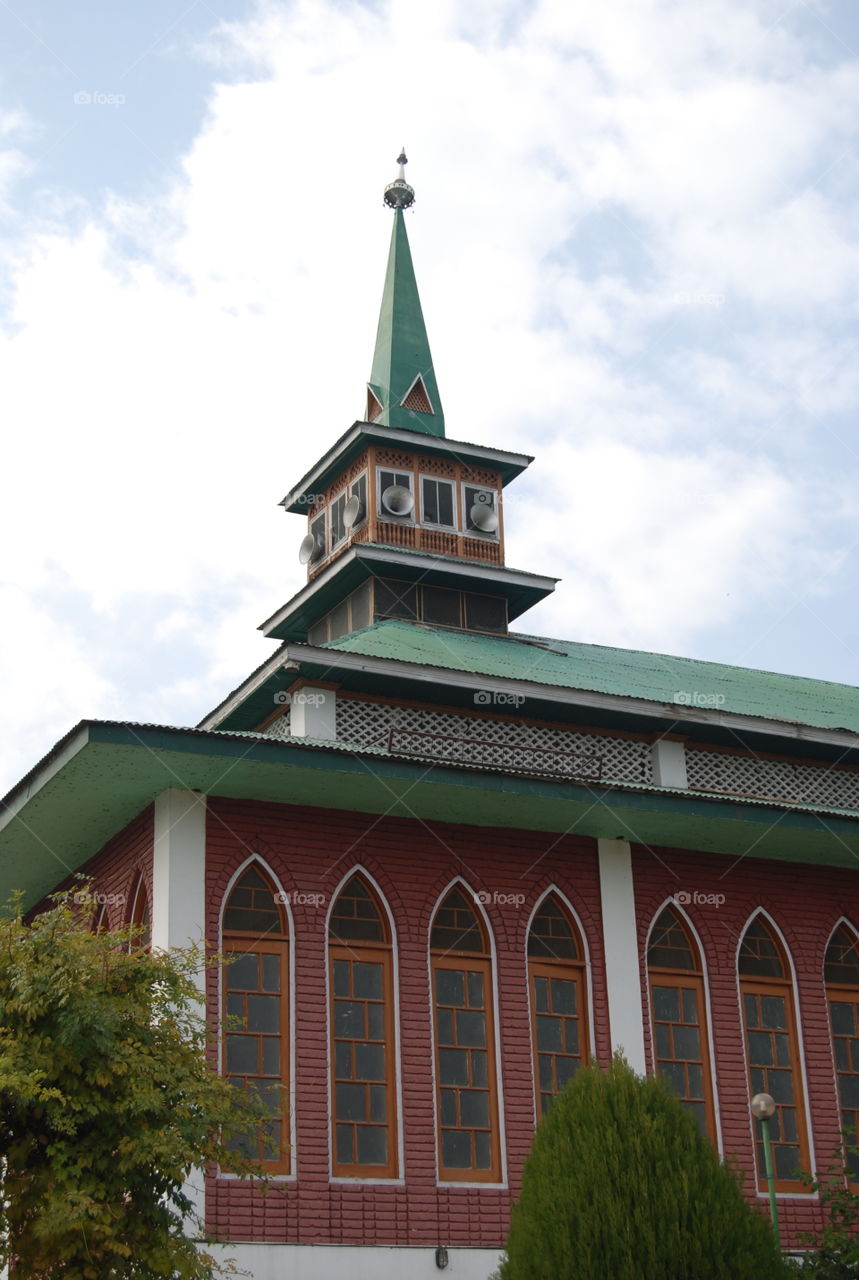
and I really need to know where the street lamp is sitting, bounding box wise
[750,1092,779,1245]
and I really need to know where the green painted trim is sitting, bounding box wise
[2,721,858,912]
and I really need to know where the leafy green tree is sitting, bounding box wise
[792,1143,859,1277]
[0,888,273,1279]
[498,1054,790,1280]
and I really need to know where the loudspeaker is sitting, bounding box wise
[381,484,414,516]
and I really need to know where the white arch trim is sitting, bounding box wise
[644,897,723,1155]
[427,875,508,1189]
[324,865,405,1186]
[217,853,296,1182]
[735,907,817,1197]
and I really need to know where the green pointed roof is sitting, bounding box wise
[367,158,444,437]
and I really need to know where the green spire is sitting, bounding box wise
[366,151,444,437]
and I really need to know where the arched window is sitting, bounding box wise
[647,906,716,1143]
[825,924,859,1179]
[527,894,588,1116]
[222,864,289,1174]
[739,915,809,1191]
[328,874,397,1178]
[430,887,501,1182]
[128,877,150,951]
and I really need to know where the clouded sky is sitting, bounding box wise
[1,0,858,795]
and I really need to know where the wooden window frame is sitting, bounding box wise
[419,473,457,531]
[739,947,810,1194]
[527,898,588,1120]
[221,869,290,1176]
[128,877,150,952]
[825,927,859,1185]
[431,948,501,1184]
[329,937,398,1179]
[648,967,717,1145]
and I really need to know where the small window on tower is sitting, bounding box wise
[310,512,327,562]
[331,493,347,547]
[378,470,414,519]
[421,477,455,528]
[421,585,461,627]
[348,474,368,530]
[463,486,499,537]
[375,578,418,620]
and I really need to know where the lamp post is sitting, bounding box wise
[750,1092,779,1246]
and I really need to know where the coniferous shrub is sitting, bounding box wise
[498,1054,790,1280]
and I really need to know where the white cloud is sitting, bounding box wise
[1,0,858,794]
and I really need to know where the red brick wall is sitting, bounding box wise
[632,841,859,1244]
[204,796,606,1247]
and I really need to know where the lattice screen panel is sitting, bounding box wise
[266,711,291,741]
[332,697,652,784]
[686,748,859,811]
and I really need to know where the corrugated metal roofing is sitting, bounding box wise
[324,620,859,734]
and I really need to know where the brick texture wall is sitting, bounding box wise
[204,796,606,1248]
[632,841,859,1244]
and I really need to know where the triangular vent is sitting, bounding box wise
[366,387,384,422]
[401,375,433,414]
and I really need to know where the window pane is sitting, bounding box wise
[673,1026,701,1060]
[537,1016,563,1052]
[564,1021,580,1054]
[367,1004,384,1040]
[775,1144,801,1180]
[551,979,576,1016]
[369,1085,387,1122]
[441,1089,457,1126]
[335,1041,352,1079]
[353,962,383,1000]
[556,1057,579,1089]
[457,1010,486,1048]
[682,989,699,1023]
[262,953,281,992]
[474,1131,491,1169]
[336,1124,353,1165]
[652,987,680,1022]
[248,995,279,1033]
[436,970,465,1007]
[355,1042,385,1081]
[226,993,244,1022]
[336,1083,366,1121]
[227,952,258,991]
[460,1090,489,1128]
[357,1126,388,1165]
[748,1032,774,1065]
[831,1002,855,1035]
[439,1049,469,1086]
[534,976,549,1013]
[761,996,787,1029]
[467,971,485,1008]
[471,1051,488,1087]
[227,1036,258,1074]
[335,1001,365,1039]
[442,1130,472,1169]
[767,1069,795,1104]
[333,959,350,997]
[262,1039,280,1075]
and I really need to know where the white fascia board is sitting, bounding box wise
[197,644,292,730]
[283,642,859,752]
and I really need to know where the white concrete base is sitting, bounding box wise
[206,1243,504,1279]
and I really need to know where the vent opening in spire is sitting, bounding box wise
[366,387,384,423]
[401,375,433,415]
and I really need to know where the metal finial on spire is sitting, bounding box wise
[383,147,415,210]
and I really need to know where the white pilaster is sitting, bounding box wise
[651,739,688,788]
[289,687,337,740]
[597,838,646,1073]
[152,788,208,1223]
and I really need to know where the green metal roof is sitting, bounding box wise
[325,620,859,734]
[3,719,859,911]
[368,209,443,437]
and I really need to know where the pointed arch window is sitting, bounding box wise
[128,877,151,951]
[739,916,809,1191]
[647,907,716,1143]
[222,865,290,1174]
[329,875,398,1178]
[430,888,501,1182]
[825,924,859,1179]
[527,895,588,1117]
